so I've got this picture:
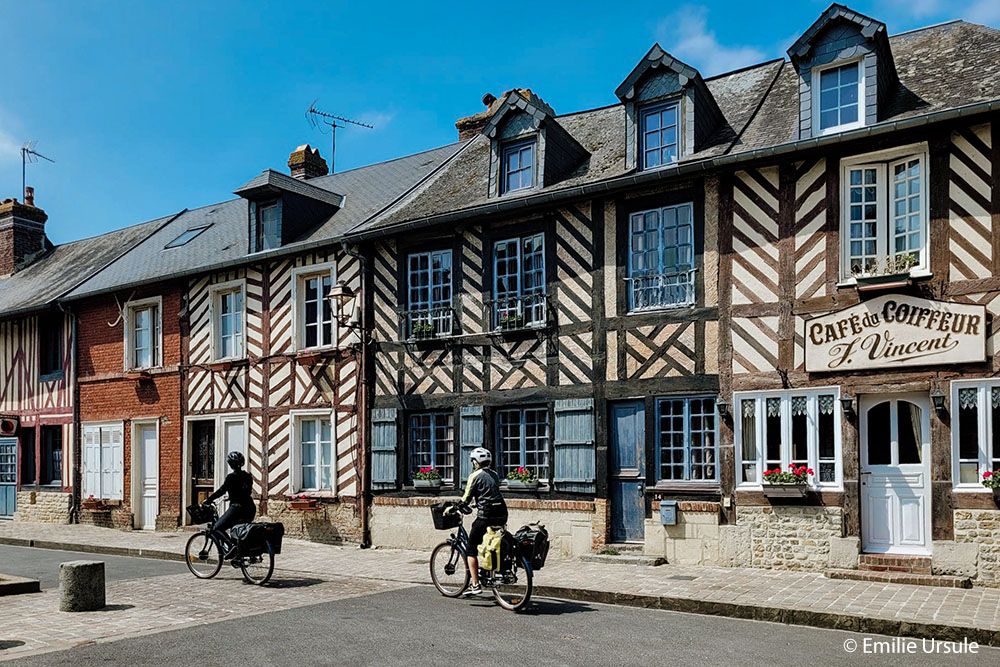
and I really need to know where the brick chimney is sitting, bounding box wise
[288,144,329,180]
[0,188,48,276]
[455,92,501,141]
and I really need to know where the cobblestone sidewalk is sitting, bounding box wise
[3,521,1000,647]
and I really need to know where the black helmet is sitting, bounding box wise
[227,451,245,468]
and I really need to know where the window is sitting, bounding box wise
[952,381,1000,488]
[296,416,333,492]
[82,423,123,500]
[406,250,453,338]
[493,233,546,329]
[640,101,679,169]
[735,389,841,488]
[296,267,335,350]
[256,203,281,251]
[213,285,245,360]
[408,412,454,483]
[125,299,161,370]
[40,426,62,486]
[841,147,928,279]
[39,312,63,378]
[19,427,35,486]
[815,61,862,134]
[656,397,717,482]
[501,140,535,194]
[496,407,550,482]
[164,225,211,249]
[628,203,695,310]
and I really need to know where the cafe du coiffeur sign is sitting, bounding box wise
[804,295,987,373]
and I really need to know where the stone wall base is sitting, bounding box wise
[644,502,722,565]
[262,497,362,545]
[371,495,596,558]
[12,490,71,524]
[954,509,1000,586]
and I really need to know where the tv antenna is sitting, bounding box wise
[20,142,55,201]
[307,101,373,173]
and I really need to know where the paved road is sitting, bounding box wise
[8,578,998,666]
[0,544,186,589]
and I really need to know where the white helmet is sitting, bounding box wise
[470,447,492,467]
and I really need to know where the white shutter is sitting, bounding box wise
[83,426,100,498]
[110,426,124,500]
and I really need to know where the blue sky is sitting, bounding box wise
[1,0,998,244]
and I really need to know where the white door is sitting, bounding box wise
[137,424,159,530]
[215,419,247,512]
[860,393,931,555]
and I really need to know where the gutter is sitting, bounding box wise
[346,98,1000,241]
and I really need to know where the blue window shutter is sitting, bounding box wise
[371,408,398,489]
[459,406,484,484]
[554,398,595,493]
[248,201,258,254]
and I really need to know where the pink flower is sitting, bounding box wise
[985,471,993,479]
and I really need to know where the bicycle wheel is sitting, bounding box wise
[185,530,223,579]
[429,542,469,597]
[239,541,275,586]
[492,555,533,612]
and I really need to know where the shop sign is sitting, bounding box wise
[804,295,986,372]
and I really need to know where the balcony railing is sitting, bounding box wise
[626,269,696,311]
[400,306,454,340]
[488,293,547,331]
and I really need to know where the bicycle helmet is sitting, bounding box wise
[227,451,245,468]
[470,447,492,467]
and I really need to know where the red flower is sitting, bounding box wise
[806,468,814,476]
[985,471,994,479]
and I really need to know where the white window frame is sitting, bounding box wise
[123,296,163,370]
[82,421,124,501]
[734,388,843,491]
[500,138,536,195]
[839,143,930,282]
[291,262,338,352]
[289,409,336,496]
[812,59,865,136]
[210,279,246,361]
[951,379,1000,491]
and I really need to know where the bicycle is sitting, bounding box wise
[428,501,533,612]
[184,502,275,586]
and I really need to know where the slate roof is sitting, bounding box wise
[65,142,462,299]
[0,215,170,319]
[361,20,1000,235]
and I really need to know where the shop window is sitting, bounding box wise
[735,389,841,488]
[656,396,716,482]
[952,382,1000,488]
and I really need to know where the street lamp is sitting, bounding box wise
[329,279,357,328]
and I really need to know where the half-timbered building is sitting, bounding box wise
[0,190,159,523]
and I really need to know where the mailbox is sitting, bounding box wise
[659,499,678,526]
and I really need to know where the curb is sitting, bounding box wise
[0,574,41,596]
[5,537,999,647]
[532,585,1000,648]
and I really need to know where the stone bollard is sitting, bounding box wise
[59,560,106,612]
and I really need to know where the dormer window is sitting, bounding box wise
[640,101,679,169]
[256,202,281,251]
[815,61,862,134]
[501,139,536,194]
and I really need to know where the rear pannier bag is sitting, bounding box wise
[514,523,550,570]
[229,522,284,556]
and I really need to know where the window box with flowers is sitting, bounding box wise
[289,495,320,511]
[413,466,443,489]
[761,465,813,497]
[982,471,1000,506]
[851,253,918,292]
[505,466,539,491]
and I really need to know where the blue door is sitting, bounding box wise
[609,401,645,542]
[0,437,16,518]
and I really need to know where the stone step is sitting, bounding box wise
[602,543,645,553]
[579,553,666,566]
[858,554,932,574]
[825,568,972,589]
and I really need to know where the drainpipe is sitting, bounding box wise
[340,242,372,548]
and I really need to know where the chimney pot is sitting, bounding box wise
[288,144,329,180]
[482,93,497,107]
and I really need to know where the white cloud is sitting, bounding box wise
[655,6,765,77]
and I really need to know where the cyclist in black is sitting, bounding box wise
[460,447,507,597]
[205,451,255,537]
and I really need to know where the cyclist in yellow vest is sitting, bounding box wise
[460,447,508,597]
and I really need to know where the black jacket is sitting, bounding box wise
[208,469,254,507]
[461,467,507,518]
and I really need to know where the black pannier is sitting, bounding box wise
[514,523,550,570]
[186,503,214,525]
[431,502,462,530]
[229,522,284,556]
